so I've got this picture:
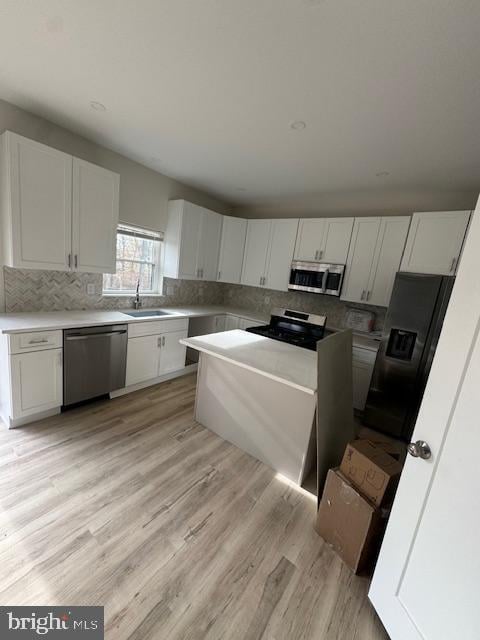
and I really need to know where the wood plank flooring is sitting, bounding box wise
[0,374,388,640]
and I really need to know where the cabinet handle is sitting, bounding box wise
[319,250,323,260]
[201,268,204,278]
[162,336,165,346]
[314,250,318,260]
[218,270,221,279]
[366,290,371,301]
[68,254,72,268]
[29,338,49,344]
[158,337,162,348]
[74,255,78,269]
[361,290,366,300]
[450,257,457,273]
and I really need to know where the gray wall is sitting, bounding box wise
[234,188,478,219]
[0,98,232,232]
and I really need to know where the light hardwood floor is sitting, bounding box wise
[0,374,388,640]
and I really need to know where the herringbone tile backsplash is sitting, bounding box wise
[3,267,224,312]
[3,266,385,331]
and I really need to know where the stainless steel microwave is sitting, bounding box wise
[288,261,345,296]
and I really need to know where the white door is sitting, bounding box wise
[72,158,120,274]
[126,335,160,385]
[341,217,381,303]
[241,220,271,287]
[369,201,480,640]
[198,208,222,281]
[367,216,410,307]
[178,201,202,279]
[264,219,298,291]
[400,210,471,275]
[159,330,187,375]
[294,219,326,261]
[217,216,247,283]
[11,348,63,418]
[321,217,354,263]
[7,132,72,271]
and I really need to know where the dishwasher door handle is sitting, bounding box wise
[65,330,127,341]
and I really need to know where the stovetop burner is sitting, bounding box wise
[246,308,327,351]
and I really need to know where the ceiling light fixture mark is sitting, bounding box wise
[375,171,390,177]
[90,101,106,112]
[290,121,306,130]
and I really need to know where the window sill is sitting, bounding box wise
[102,292,165,298]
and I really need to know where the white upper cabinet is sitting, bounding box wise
[240,220,271,287]
[264,219,298,291]
[400,210,471,275]
[241,219,298,291]
[197,207,223,281]
[294,217,354,263]
[341,216,410,307]
[164,200,222,281]
[72,158,119,274]
[217,216,247,283]
[1,131,72,271]
[0,131,120,274]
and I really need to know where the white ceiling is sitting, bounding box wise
[0,0,479,208]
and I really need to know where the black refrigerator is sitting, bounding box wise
[364,272,454,441]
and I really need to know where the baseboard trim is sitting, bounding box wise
[110,364,198,398]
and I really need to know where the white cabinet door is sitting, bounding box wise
[241,220,271,287]
[178,201,202,279]
[217,216,247,283]
[72,158,119,274]
[264,219,298,291]
[294,219,326,261]
[367,217,410,307]
[198,208,222,281]
[214,315,227,331]
[352,347,377,410]
[224,316,241,330]
[159,330,187,375]
[341,218,381,303]
[238,317,259,330]
[321,217,354,263]
[126,335,160,386]
[6,132,72,271]
[10,348,63,418]
[400,210,470,275]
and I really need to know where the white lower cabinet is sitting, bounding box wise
[237,317,258,330]
[11,348,63,419]
[224,316,241,330]
[352,346,377,411]
[126,321,188,387]
[159,330,188,375]
[126,335,160,386]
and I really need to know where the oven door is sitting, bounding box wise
[288,262,327,293]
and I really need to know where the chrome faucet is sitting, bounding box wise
[134,279,142,310]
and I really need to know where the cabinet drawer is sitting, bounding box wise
[128,317,188,338]
[9,330,63,354]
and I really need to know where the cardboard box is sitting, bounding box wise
[340,439,403,507]
[315,468,388,574]
[357,427,406,462]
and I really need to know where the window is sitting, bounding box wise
[103,224,163,294]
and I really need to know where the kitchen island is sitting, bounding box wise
[181,329,318,484]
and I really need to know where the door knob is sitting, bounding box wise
[407,440,432,460]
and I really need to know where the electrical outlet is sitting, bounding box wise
[264,296,270,305]
[86,283,96,296]
[166,285,175,296]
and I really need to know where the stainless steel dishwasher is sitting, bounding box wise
[63,324,128,406]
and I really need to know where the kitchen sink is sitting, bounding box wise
[125,310,176,318]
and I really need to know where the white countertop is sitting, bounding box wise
[0,306,269,334]
[181,330,317,395]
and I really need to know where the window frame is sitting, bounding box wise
[102,223,164,296]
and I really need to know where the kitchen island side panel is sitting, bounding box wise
[194,352,316,484]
